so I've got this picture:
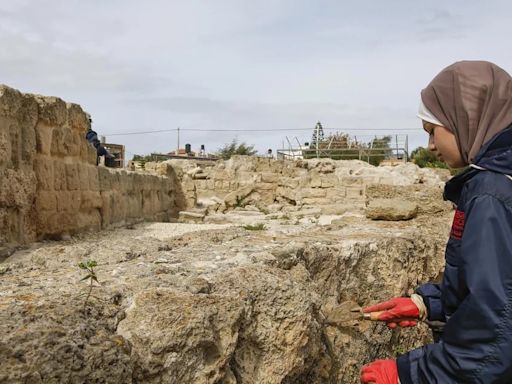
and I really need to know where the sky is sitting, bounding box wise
[1,0,511,159]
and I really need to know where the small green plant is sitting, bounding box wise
[242,223,267,231]
[235,195,245,208]
[258,207,270,215]
[78,260,99,310]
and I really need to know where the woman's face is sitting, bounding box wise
[423,121,467,168]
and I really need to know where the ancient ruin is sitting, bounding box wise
[0,85,454,383]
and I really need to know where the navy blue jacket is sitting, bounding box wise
[397,127,512,383]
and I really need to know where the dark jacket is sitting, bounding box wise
[397,126,512,383]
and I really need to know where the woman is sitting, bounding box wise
[361,61,512,383]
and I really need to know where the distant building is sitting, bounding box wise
[103,143,125,168]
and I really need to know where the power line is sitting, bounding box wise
[105,127,422,136]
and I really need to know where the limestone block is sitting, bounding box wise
[0,85,23,118]
[212,169,232,181]
[340,176,364,186]
[56,191,73,212]
[35,191,57,211]
[256,182,276,191]
[302,197,332,205]
[100,192,114,227]
[76,164,90,190]
[88,165,99,191]
[65,129,81,157]
[365,184,451,216]
[0,169,36,208]
[261,172,278,183]
[75,211,101,232]
[109,170,121,192]
[50,127,79,157]
[34,95,67,127]
[178,211,205,223]
[223,185,254,208]
[36,211,74,237]
[117,289,244,384]
[133,173,145,192]
[35,124,53,155]
[142,190,152,218]
[66,103,88,132]
[20,117,36,164]
[220,180,231,190]
[98,166,112,191]
[127,194,142,219]
[81,141,97,164]
[320,174,337,188]
[345,186,364,199]
[366,198,418,221]
[80,191,102,210]
[326,188,346,199]
[300,188,327,199]
[195,179,206,191]
[50,128,64,156]
[65,163,79,190]
[0,120,11,169]
[53,160,67,190]
[34,157,54,191]
[112,192,127,223]
[309,172,322,188]
[276,187,297,203]
[120,171,133,191]
[278,177,299,189]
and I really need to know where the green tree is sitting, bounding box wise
[410,147,448,169]
[216,139,258,160]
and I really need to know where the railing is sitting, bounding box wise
[276,134,409,163]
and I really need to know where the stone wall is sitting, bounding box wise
[0,85,180,248]
[168,156,451,214]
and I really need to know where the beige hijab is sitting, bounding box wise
[421,61,512,163]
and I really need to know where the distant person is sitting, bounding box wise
[84,113,114,166]
[361,61,512,383]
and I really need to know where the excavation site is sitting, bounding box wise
[1,86,453,383]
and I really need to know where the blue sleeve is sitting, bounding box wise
[416,283,445,322]
[397,195,512,383]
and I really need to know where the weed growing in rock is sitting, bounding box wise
[258,207,270,215]
[235,196,245,208]
[78,260,99,310]
[242,223,267,231]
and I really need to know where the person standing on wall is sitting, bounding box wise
[360,61,512,383]
[84,112,114,166]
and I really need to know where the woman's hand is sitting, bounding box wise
[363,296,426,329]
[360,360,398,384]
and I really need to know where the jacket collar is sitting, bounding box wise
[444,125,512,204]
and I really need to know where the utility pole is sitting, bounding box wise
[177,127,180,152]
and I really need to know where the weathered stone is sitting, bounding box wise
[178,211,205,223]
[366,198,418,221]
[117,289,244,383]
[223,185,254,208]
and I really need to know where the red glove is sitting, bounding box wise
[363,297,420,329]
[360,359,398,384]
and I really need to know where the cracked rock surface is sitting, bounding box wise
[0,214,450,383]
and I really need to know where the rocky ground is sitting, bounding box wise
[0,206,451,384]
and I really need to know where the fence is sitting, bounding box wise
[276,134,409,164]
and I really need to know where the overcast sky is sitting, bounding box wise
[1,0,511,158]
